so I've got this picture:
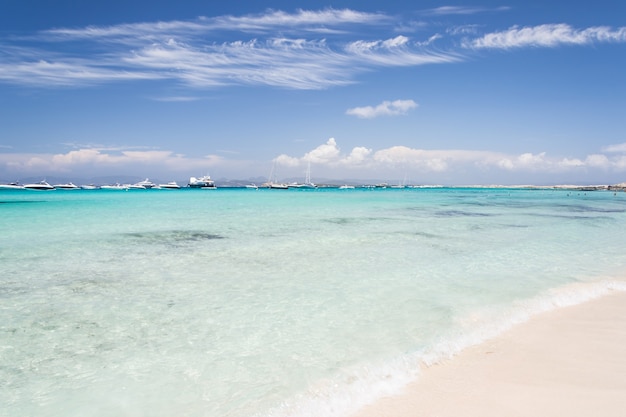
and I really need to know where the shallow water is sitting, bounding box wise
[2,187,626,417]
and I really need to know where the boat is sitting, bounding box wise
[134,178,157,189]
[23,180,55,190]
[101,183,129,190]
[159,181,181,189]
[267,182,289,189]
[188,175,217,189]
[53,182,80,190]
[80,184,100,190]
[288,182,316,189]
[288,161,316,189]
[245,184,259,190]
[264,161,289,189]
[0,182,24,190]
[339,185,355,189]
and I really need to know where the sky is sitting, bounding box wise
[1,0,625,185]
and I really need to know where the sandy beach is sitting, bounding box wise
[353,290,626,417]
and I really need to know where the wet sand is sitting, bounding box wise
[353,291,626,417]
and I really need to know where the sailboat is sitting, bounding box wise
[288,161,316,189]
[390,171,408,188]
[263,161,289,189]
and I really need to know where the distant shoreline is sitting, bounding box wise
[2,181,626,191]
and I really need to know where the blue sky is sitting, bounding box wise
[1,0,625,185]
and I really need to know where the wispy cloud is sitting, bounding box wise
[602,142,626,153]
[2,9,626,90]
[0,9,457,89]
[45,8,388,39]
[149,95,203,102]
[422,6,510,16]
[467,23,626,49]
[346,99,418,119]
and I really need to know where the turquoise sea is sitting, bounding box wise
[2,187,626,417]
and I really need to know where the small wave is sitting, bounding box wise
[255,278,626,417]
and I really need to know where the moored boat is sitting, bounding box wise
[288,182,316,189]
[288,161,316,189]
[264,182,289,189]
[0,182,24,190]
[23,180,55,190]
[134,178,157,189]
[159,181,181,189]
[101,183,129,190]
[188,175,216,189]
[53,182,80,190]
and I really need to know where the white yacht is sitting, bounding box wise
[288,182,316,189]
[159,181,181,189]
[188,176,216,189]
[0,182,24,190]
[134,178,157,189]
[23,180,55,190]
[263,182,289,189]
[53,182,80,190]
[101,183,129,190]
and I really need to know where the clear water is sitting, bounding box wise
[2,187,626,417]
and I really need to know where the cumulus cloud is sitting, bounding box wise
[0,148,224,175]
[274,154,300,167]
[346,99,417,118]
[303,137,342,163]
[340,147,372,165]
[584,154,611,168]
[3,139,626,184]
[263,139,626,183]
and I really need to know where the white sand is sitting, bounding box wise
[353,291,626,417]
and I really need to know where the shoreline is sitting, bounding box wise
[352,290,626,417]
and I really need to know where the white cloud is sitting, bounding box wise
[558,158,585,168]
[274,154,300,167]
[584,154,610,168]
[265,139,626,182]
[2,9,626,90]
[45,9,389,39]
[4,140,626,184]
[0,9,460,89]
[602,143,626,153]
[415,34,443,47]
[340,147,372,165]
[468,24,626,49]
[346,99,418,118]
[0,148,225,175]
[303,137,342,163]
[423,6,510,16]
